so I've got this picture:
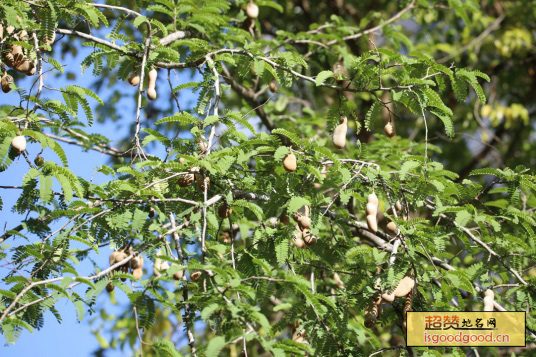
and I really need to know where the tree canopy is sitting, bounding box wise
[0,0,535,356]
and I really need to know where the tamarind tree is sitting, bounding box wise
[0,0,535,355]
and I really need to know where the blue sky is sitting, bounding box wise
[0,28,201,356]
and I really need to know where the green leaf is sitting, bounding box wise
[206,336,226,357]
[315,70,333,86]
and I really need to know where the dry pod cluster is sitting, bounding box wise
[11,135,27,155]
[130,254,144,280]
[483,289,494,311]
[332,116,348,149]
[283,150,297,172]
[292,206,317,247]
[147,68,158,100]
[107,248,129,292]
[366,191,378,233]
[2,29,36,75]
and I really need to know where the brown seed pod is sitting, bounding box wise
[402,289,413,331]
[364,295,382,328]
[148,207,155,218]
[269,79,277,93]
[147,68,157,100]
[128,73,140,86]
[395,200,402,212]
[218,204,232,219]
[283,151,297,172]
[333,272,345,289]
[366,191,379,233]
[483,289,494,311]
[172,266,184,281]
[381,291,396,302]
[132,267,143,280]
[178,172,195,187]
[11,135,27,154]
[302,229,317,246]
[197,139,207,154]
[1,72,13,93]
[34,155,45,167]
[106,282,114,293]
[332,116,348,149]
[291,326,307,344]
[109,251,121,265]
[384,122,395,138]
[393,276,415,298]
[386,221,398,234]
[195,173,210,191]
[246,2,259,19]
[279,214,290,225]
[221,231,232,243]
[293,228,306,248]
[0,24,3,41]
[130,254,144,270]
[297,215,311,230]
[190,270,202,281]
[26,60,37,76]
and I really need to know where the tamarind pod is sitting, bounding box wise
[368,192,379,206]
[384,122,395,138]
[395,200,402,212]
[283,152,297,172]
[246,2,259,18]
[194,173,210,191]
[269,79,277,92]
[147,68,157,100]
[218,204,232,219]
[279,214,290,225]
[0,24,3,41]
[128,73,140,86]
[483,289,494,311]
[11,44,24,64]
[178,173,194,187]
[293,228,306,248]
[130,254,144,270]
[302,229,317,246]
[393,276,415,298]
[19,30,27,42]
[381,291,395,302]
[366,203,377,215]
[332,116,348,149]
[11,135,26,154]
[366,215,378,233]
[106,282,114,293]
[1,73,13,93]
[297,215,311,230]
[364,295,382,328]
[333,272,345,289]
[6,26,14,35]
[132,267,143,280]
[197,139,207,153]
[403,290,413,330]
[14,58,32,74]
[109,251,121,265]
[190,270,202,281]
[386,221,398,234]
[26,60,37,76]
[172,266,184,281]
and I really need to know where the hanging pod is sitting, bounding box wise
[332,116,348,149]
